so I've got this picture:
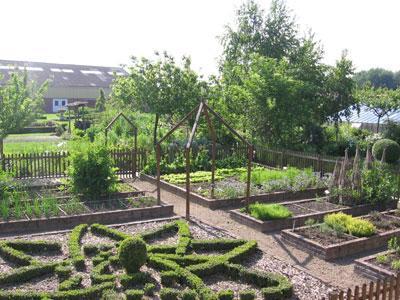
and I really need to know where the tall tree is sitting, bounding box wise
[111,52,208,145]
[354,68,398,89]
[356,86,400,132]
[0,72,47,156]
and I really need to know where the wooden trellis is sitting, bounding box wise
[105,112,138,178]
[155,101,253,220]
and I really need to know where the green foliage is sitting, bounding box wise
[391,260,400,270]
[126,289,144,300]
[67,144,118,199]
[388,237,400,253]
[372,139,400,163]
[362,162,398,205]
[96,89,107,112]
[0,242,36,266]
[58,275,83,291]
[354,68,400,89]
[181,290,198,300]
[118,238,147,273]
[143,283,156,296]
[161,270,180,287]
[247,203,292,221]
[0,72,47,141]
[68,224,88,270]
[239,290,256,300]
[159,288,180,300]
[0,263,57,285]
[217,290,234,300]
[323,212,376,237]
[90,223,131,241]
[383,121,400,145]
[55,265,73,280]
[376,254,389,264]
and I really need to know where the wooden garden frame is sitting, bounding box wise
[105,112,138,178]
[155,101,253,220]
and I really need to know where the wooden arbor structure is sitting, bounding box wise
[105,112,138,177]
[155,101,253,220]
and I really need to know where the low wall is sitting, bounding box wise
[0,205,174,236]
[140,173,325,210]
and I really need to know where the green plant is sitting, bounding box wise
[372,138,400,163]
[125,289,144,300]
[217,290,234,300]
[67,144,118,200]
[160,288,180,300]
[91,223,131,241]
[58,275,83,291]
[143,283,156,296]
[304,218,316,227]
[33,198,41,218]
[239,290,256,300]
[376,254,389,264]
[68,224,88,270]
[391,259,400,270]
[389,237,400,253]
[0,198,10,220]
[118,238,147,273]
[181,289,198,300]
[247,203,292,221]
[41,196,59,218]
[323,212,376,237]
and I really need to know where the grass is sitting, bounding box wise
[240,167,312,185]
[246,203,293,221]
[3,141,62,154]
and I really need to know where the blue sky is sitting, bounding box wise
[1,0,399,76]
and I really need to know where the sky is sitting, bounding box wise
[0,0,399,76]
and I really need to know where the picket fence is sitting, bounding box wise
[323,274,400,300]
[0,148,147,179]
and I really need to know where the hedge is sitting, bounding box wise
[90,223,131,241]
[0,242,36,266]
[0,263,57,285]
[68,224,88,270]
[6,240,62,253]
[59,275,83,291]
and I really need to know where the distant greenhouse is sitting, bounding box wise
[343,105,400,132]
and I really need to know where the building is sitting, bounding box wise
[343,105,400,132]
[0,60,127,113]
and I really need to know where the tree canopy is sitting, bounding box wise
[354,68,400,89]
[0,72,47,155]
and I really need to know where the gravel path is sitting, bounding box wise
[130,179,371,292]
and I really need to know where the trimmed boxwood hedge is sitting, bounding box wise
[0,220,293,300]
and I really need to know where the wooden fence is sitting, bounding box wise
[323,274,400,300]
[0,148,147,179]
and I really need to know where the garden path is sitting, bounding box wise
[130,179,373,292]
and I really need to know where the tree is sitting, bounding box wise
[111,52,208,145]
[356,86,400,132]
[0,72,47,156]
[354,68,398,89]
[95,88,106,112]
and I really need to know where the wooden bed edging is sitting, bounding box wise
[230,201,396,233]
[0,205,174,236]
[140,173,326,209]
[354,250,397,281]
[281,210,400,261]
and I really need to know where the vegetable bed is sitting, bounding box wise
[281,210,400,260]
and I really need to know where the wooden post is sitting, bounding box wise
[246,145,253,209]
[185,148,191,220]
[156,144,161,205]
[204,107,216,199]
[134,128,138,178]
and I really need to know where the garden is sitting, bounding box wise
[0,218,338,299]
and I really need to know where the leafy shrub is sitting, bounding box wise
[362,162,398,205]
[143,283,156,296]
[383,121,400,145]
[118,238,147,274]
[68,224,88,270]
[239,290,256,300]
[392,260,400,270]
[67,145,118,199]
[125,289,144,300]
[372,138,400,163]
[181,290,198,300]
[217,290,234,300]
[159,288,180,300]
[247,203,292,221]
[376,254,389,264]
[161,270,180,287]
[323,212,376,237]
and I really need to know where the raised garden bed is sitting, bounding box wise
[281,210,400,260]
[0,219,336,299]
[230,199,396,232]
[140,173,325,209]
[0,181,173,235]
[354,250,398,280]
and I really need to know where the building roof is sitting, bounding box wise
[346,105,399,124]
[0,59,127,88]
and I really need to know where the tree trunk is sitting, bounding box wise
[153,113,159,146]
[377,116,381,133]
